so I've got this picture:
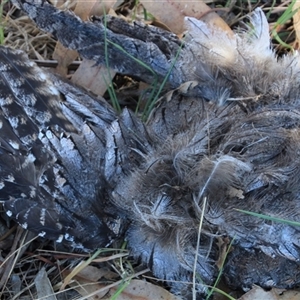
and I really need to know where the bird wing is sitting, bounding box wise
[0,46,119,250]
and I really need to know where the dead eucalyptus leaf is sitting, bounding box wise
[53,0,117,78]
[34,268,57,300]
[293,1,300,49]
[238,285,278,300]
[71,60,116,96]
[103,279,182,300]
[277,289,300,300]
[140,0,231,34]
[69,279,108,299]
[73,265,117,282]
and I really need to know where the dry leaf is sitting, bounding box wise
[140,0,231,34]
[52,45,78,76]
[293,2,300,49]
[278,290,300,300]
[9,275,21,297]
[103,279,182,300]
[272,288,300,300]
[75,0,117,17]
[239,285,278,300]
[216,237,231,270]
[69,279,109,299]
[53,0,117,77]
[34,268,57,300]
[61,265,117,299]
[69,3,117,96]
[240,286,300,300]
[73,265,117,282]
[71,60,116,96]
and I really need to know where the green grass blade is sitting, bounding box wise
[235,209,300,227]
[0,0,9,45]
[271,0,299,50]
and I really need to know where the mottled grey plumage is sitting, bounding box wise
[3,1,300,298]
[0,46,121,250]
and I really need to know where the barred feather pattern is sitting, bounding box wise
[3,2,300,298]
[0,46,123,250]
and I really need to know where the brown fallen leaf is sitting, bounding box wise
[52,45,77,76]
[216,236,231,270]
[72,265,118,282]
[61,264,118,299]
[240,286,300,300]
[273,288,300,300]
[69,278,109,300]
[140,0,231,35]
[238,285,278,300]
[293,2,300,49]
[69,3,118,96]
[53,0,117,82]
[71,60,116,97]
[103,279,182,300]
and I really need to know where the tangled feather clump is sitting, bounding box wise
[2,2,300,297]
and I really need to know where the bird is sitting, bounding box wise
[3,1,300,298]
